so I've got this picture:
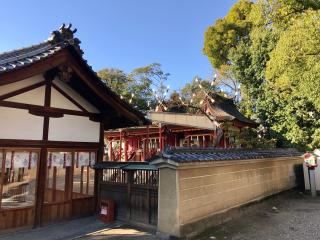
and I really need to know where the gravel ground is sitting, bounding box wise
[196,190,320,240]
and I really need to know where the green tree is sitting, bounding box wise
[130,63,170,104]
[98,63,170,111]
[98,68,132,98]
[203,0,320,149]
[180,76,213,111]
[166,91,188,113]
[203,0,253,69]
[98,68,153,111]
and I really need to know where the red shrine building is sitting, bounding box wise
[0,24,147,230]
[105,93,258,162]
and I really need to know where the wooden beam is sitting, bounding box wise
[0,81,46,101]
[65,52,143,123]
[29,109,64,118]
[0,139,100,148]
[0,100,99,118]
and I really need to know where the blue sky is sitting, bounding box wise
[0,0,237,91]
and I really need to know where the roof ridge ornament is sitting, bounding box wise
[48,23,83,56]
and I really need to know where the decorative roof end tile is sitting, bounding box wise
[48,23,83,56]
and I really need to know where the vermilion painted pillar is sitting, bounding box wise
[174,135,177,148]
[124,138,128,162]
[146,125,150,159]
[109,139,113,161]
[143,139,146,161]
[119,131,122,161]
[159,123,162,151]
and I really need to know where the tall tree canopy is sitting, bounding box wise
[203,0,320,149]
[180,76,214,111]
[98,63,169,111]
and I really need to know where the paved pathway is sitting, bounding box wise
[74,226,157,240]
[0,217,156,240]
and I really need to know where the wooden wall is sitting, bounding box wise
[0,207,34,230]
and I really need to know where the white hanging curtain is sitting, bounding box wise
[5,151,38,169]
[47,152,72,168]
[75,152,96,167]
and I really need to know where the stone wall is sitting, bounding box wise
[155,156,303,238]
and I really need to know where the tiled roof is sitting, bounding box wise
[0,23,149,126]
[94,161,157,170]
[0,42,62,73]
[0,24,82,73]
[160,148,302,163]
[206,93,258,126]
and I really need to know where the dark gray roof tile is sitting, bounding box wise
[160,148,302,163]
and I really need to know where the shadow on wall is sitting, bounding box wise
[294,164,304,190]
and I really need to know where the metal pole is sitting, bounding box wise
[309,167,317,197]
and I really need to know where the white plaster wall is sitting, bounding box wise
[48,115,100,142]
[0,75,44,96]
[303,162,320,190]
[7,86,45,106]
[53,78,100,113]
[0,107,43,140]
[51,88,81,111]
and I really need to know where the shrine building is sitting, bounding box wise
[0,24,147,230]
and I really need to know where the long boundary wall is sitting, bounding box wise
[154,156,303,238]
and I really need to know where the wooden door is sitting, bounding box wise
[42,153,72,224]
[42,150,96,225]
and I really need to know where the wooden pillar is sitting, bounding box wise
[126,170,134,220]
[66,151,74,219]
[34,70,54,227]
[0,150,6,210]
[95,122,104,212]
